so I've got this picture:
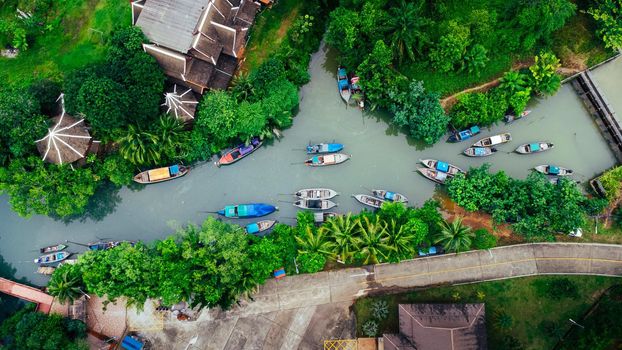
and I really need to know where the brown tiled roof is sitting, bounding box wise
[190,35,222,65]
[383,334,416,350]
[185,58,214,87]
[397,304,487,350]
[143,44,187,79]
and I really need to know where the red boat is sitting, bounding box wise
[216,137,262,167]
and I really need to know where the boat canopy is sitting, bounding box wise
[435,171,448,181]
[312,156,320,164]
[470,126,480,134]
[338,79,349,90]
[338,68,347,78]
[490,135,504,144]
[548,166,560,175]
[121,336,144,350]
[225,206,237,217]
[148,167,171,181]
[169,164,180,175]
[384,192,396,200]
[436,161,449,172]
[474,147,488,156]
[530,143,540,151]
[308,200,322,209]
[246,223,260,234]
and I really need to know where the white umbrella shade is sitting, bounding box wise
[162,84,198,123]
[36,112,92,164]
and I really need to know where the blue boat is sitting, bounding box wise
[447,126,480,143]
[217,203,277,218]
[245,220,277,234]
[337,66,351,102]
[306,143,344,154]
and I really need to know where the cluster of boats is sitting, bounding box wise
[337,66,364,108]
[303,142,351,167]
[417,159,465,185]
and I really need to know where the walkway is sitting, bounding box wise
[0,277,54,313]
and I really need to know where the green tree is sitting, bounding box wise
[387,0,431,63]
[509,88,532,115]
[429,21,471,73]
[513,0,576,50]
[322,214,358,264]
[296,226,334,256]
[385,219,417,261]
[297,252,326,273]
[461,44,488,75]
[48,264,84,304]
[118,125,160,166]
[472,228,497,250]
[357,40,400,109]
[76,77,130,139]
[499,70,529,95]
[434,217,474,253]
[356,216,392,264]
[495,311,514,329]
[529,52,561,95]
[153,115,189,162]
[230,72,256,102]
[325,8,360,55]
[588,0,622,50]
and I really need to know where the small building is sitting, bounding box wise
[131,0,260,93]
[382,303,487,350]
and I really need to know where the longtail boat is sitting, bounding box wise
[515,142,554,154]
[337,66,351,102]
[217,203,277,218]
[418,168,450,185]
[371,190,408,203]
[295,188,338,200]
[133,164,189,184]
[419,159,464,176]
[353,194,385,209]
[463,147,497,157]
[88,240,135,251]
[245,220,277,235]
[39,243,67,254]
[304,153,350,167]
[535,165,573,176]
[294,199,338,210]
[313,212,339,224]
[34,251,70,264]
[216,137,262,167]
[306,143,344,154]
[504,110,532,123]
[472,133,512,147]
[447,126,480,143]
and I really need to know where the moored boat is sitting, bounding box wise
[419,159,464,176]
[295,188,339,200]
[472,133,512,147]
[504,110,532,123]
[353,194,385,209]
[417,168,450,185]
[245,220,278,234]
[133,164,189,184]
[34,251,70,264]
[534,165,573,176]
[371,189,408,203]
[304,153,351,167]
[217,203,278,218]
[337,66,351,102]
[447,126,480,143]
[350,75,365,108]
[216,137,262,167]
[313,212,339,224]
[37,266,56,275]
[294,199,338,210]
[515,142,554,154]
[39,243,67,254]
[463,147,497,157]
[306,143,344,154]
[88,240,135,251]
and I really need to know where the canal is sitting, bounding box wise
[1,45,620,285]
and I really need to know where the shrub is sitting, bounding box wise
[298,252,326,273]
[545,278,579,299]
[362,320,379,337]
[371,300,389,320]
[472,228,497,250]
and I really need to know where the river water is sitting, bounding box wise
[1,46,620,285]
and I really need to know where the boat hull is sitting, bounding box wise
[371,190,408,203]
[216,139,262,166]
[40,244,67,254]
[306,143,344,154]
[353,194,385,209]
[515,142,554,154]
[419,159,464,176]
[217,203,278,218]
[534,165,573,176]
[295,188,339,200]
[463,147,496,157]
[294,199,338,210]
[304,153,351,166]
[34,251,70,265]
[133,165,189,184]
[418,168,449,184]
[447,126,480,143]
[246,220,277,234]
[472,133,512,147]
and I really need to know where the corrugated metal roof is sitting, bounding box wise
[136,0,209,53]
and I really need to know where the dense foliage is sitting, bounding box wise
[447,164,588,240]
[588,0,622,50]
[598,165,622,201]
[0,306,87,350]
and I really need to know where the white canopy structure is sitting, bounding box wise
[162,84,198,123]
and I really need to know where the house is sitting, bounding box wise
[382,304,488,350]
[131,0,260,93]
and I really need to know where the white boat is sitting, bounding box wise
[515,142,554,154]
[294,199,338,210]
[534,165,573,176]
[295,188,339,200]
[304,153,351,166]
[472,133,512,147]
[419,159,464,176]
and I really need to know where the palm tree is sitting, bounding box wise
[155,115,188,159]
[499,70,528,94]
[230,72,255,102]
[47,266,84,304]
[295,226,334,256]
[118,124,160,166]
[387,0,431,63]
[433,217,475,253]
[385,219,417,261]
[356,216,393,264]
[322,214,358,264]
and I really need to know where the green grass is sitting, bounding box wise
[0,0,130,85]
[354,276,620,350]
[242,0,302,72]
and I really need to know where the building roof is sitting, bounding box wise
[389,303,487,350]
[163,84,198,123]
[35,108,92,165]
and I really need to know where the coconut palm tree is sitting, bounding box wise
[230,72,255,102]
[47,266,84,304]
[387,0,431,63]
[322,214,358,264]
[118,124,160,166]
[385,219,417,261]
[155,115,188,160]
[433,217,474,253]
[356,216,393,264]
[499,70,528,94]
[295,226,334,256]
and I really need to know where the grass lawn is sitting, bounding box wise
[354,275,620,349]
[242,0,302,73]
[0,0,130,85]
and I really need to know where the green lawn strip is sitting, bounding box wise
[243,0,301,72]
[354,275,619,349]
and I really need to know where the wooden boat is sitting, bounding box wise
[463,147,497,157]
[313,212,339,224]
[39,243,67,254]
[515,142,554,154]
[337,66,351,102]
[245,220,277,234]
[534,165,573,176]
[295,188,338,200]
[419,159,464,176]
[350,75,365,108]
[88,240,135,251]
[447,126,480,143]
[217,203,278,218]
[294,199,338,210]
[306,143,344,154]
[34,251,70,264]
[417,168,450,185]
[37,266,56,275]
[133,164,189,184]
[504,109,532,123]
[353,194,385,209]
[371,190,408,203]
[304,153,351,167]
[472,133,512,147]
[216,137,262,167]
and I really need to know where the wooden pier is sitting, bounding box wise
[0,277,54,313]
[572,70,622,162]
